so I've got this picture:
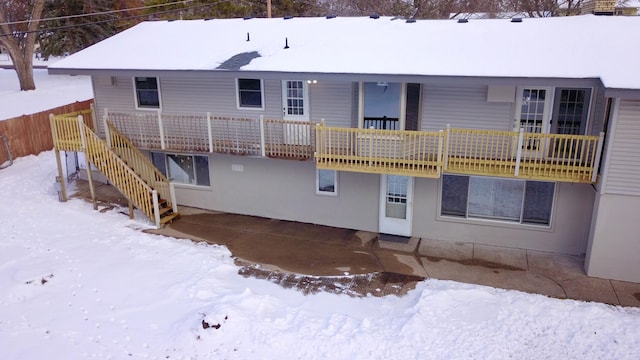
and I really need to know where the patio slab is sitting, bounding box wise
[473,244,528,270]
[418,238,473,261]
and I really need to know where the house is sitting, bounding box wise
[581,0,640,15]
[48,15,640,283]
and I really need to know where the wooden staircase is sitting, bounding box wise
[50,111,179,228]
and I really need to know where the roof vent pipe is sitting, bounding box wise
[247,32,250,42]
[457,18,468,23]
[284,15,294,20]
[243,16,253,20]
[370,13,380,19]
[326,14,336,19]
[284,37,289,49]
[406,18,416,23]
[511,17,522,23]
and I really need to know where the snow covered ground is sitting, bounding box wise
[1,152,640,359]
[1,61,640,359]
[0,57,92,120]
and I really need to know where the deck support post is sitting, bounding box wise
[514,128,524,177]
[50,114,68,202]
[152,189,161,228]
[103,108,111,148]
[128,200,135,219]
[170,182,178,214]
[368,126,374,166]
[158,111,166,150]
[90,103,97,131]
[591,131,605,183]
[437,129,444,175]
[443,124,451,171]
[259,115,266,157]
[207,112,213,153]
[315,122,321,165]
[79,115,98,210]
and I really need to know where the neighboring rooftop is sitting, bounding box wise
[49,15,640,90]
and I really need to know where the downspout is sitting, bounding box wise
[0,133,13,169]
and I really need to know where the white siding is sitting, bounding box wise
[309,81,353,127]
[93,75,283,124]
[421,84,514,131]
[605,100,640,195]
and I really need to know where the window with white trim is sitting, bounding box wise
[151,152,210,187]
[441,175,555,226]
[316,169,337,196]
[237,78,264,109]
[134,77,160,109]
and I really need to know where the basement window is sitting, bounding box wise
[440,175,555,226]
[151,152,210,187]
[316,169,337,196]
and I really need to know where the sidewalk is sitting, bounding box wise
[72,180,640,306]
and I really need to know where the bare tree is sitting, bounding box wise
[0,0,45,91]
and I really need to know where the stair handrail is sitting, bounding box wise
[80,121,161,227]
[105,120,173,208]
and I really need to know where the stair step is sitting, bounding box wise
[160,212,180,225]
[158,206,172,216]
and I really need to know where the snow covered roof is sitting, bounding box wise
[49,15,640,90]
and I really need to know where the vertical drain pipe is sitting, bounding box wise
[0,133,13,169]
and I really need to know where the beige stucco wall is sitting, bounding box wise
[585,193,640,282]
[412,178,595,255]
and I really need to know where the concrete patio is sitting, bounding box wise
[72,180,640,306]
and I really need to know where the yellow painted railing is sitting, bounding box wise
[446,128,603,182]
[50,114,167,227]
[315,123,444,178]
[50,110,91,152]
[316,124,604,183]
[106,121,174,210]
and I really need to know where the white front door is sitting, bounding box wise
[282,80,310,144]
[379,175,413,236]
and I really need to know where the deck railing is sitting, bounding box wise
[316,124,604,183]
[315,123,444,177]
[106,110,316,159]
[102,110,604,183]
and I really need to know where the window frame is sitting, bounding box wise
[438,174,556,228]
[236,78,265,110]
[316,169,338,196]
[151,152,210,188]
[133,77,162,110]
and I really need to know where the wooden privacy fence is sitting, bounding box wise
[0,99,93,165]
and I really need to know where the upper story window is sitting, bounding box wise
[237,78,264,109]
[134,77,160,109]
